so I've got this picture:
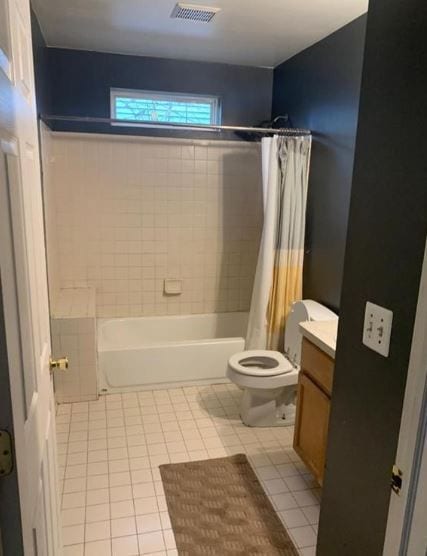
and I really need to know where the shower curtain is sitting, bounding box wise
[246,134,312,350]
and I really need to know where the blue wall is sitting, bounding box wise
[272,15,367,311]
[43,47,273,140]
[319,1,427,553]
[31,8,50,117]
[32,9,367,311]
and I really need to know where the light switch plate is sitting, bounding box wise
[363,301,393,357]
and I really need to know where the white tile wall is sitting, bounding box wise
[41,122,60,301]
[52,287,97,319]
[44,132,263,318]
[52,288,98,403]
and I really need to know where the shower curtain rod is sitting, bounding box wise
[40,114,311,137]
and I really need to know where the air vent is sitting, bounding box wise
[171,3,221,23]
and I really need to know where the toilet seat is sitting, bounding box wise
[227,300,338,427]
[228,350,293,377]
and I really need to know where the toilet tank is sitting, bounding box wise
[284,300,338,367]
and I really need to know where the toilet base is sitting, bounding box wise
[240,385,296,427]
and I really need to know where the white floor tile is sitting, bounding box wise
[132,482,156,499]
[279,508,309,528]
[271,492,299,511]
[64,477,87,493]
[109,459,130,473]
[111,516,137,538]
[108,437,129,449]
[85,520,111,542]
[109,447,129,461]
[62,524,85,546]
[131,468,153,484]
[299,547,316,556]
[86,488,110,506]
[84,539,112,556]
[110,500,135,519]
[111,534,139,556]
[256,465,281,480]
[129,457,150,470]
[88,450,108,463]
[149,454,170,467]
[85,503,110,523]
[87,474,109,490]
[138,531,166,554]
[302,505,320,525]
[63,491,86,509]
[110,485,133,502]
[156,496,167,512]
[159,512,171,530]
[62,507,86,526]
[136,513,162,534]
[63,544,84,556]
[293,489,320,507]
[276,462,300,477]
[109,471,131,487]
[65,464,88,479]
[58,385,320,555]
[67,452,88,466]
[134,496,159,515]
[263,478,289,495]
[162,529,176,551]
[127,435,146,447]
[289,525,317,548]
[285,475,312,492]
[88,462,109,476]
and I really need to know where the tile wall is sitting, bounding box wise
[41,123,60,301]
[43,132,263,318]
[52,288,98,403]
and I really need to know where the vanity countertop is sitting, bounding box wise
[299,320,339,359]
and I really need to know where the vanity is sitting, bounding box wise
[294,320,338,486]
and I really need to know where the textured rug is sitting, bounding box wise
[159,453,298,555]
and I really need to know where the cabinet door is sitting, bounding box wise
[294,372,330,485]
[301,338,334,395]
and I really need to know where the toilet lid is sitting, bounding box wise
[229,350,293,377]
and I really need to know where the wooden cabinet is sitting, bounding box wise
[294,338,335,485]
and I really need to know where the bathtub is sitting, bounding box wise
[97,312,249,392]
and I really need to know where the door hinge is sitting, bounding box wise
[0,430,13,477]
[391,464,403,494]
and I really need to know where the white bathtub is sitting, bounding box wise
[97,312,248,392]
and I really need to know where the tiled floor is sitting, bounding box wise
[56,383,320,556]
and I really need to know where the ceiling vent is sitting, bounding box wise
[170,3,221,23]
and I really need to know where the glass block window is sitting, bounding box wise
[111,89,221,127]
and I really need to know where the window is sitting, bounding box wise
[110,88,221,127]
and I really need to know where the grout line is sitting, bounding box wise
[58,384,320,553]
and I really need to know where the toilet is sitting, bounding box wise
[227,300,338,427]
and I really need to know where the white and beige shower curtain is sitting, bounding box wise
[246,135,312,350]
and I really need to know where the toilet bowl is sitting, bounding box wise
[227,300,338,427]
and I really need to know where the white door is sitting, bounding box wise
[0,0,62,554]
[383,238,427,556]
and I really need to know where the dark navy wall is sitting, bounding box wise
[319,0,427,553]
[44,48,273,140]
[272,16,367,311]
[31,8,50,116]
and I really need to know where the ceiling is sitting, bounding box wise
[32,0,368,68]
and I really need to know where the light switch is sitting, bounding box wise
[362,301,393,357]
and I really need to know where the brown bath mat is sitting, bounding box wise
[159,454,298,555]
